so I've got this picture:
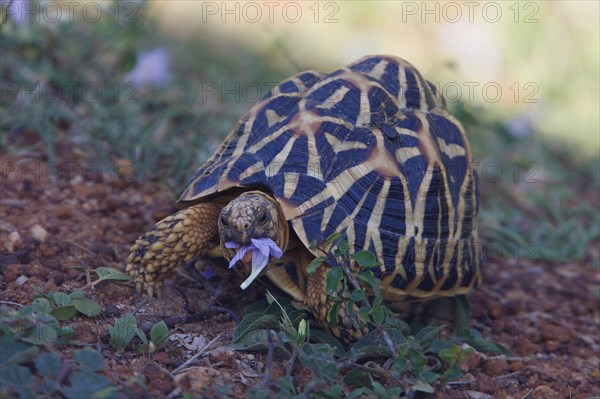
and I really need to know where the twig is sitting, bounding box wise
[519,389,533,399]
[493,371,521,379]
[285,348,299,377]
[0,301,24,307]
[132,298,148,315]
[172,334,221,374]
[261,330,276,389]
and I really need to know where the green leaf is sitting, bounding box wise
[22,326,58,345]
[351,328,406,359]
[58,326,75,342]
[414,325,444,346]
[350,290,365,302]
[347,388,375,399]
[391,357,408,373]
[324,232,342,245]
[69,290,86,299]
[51,305,77,321]
[335,239,348,256]
[95,267,132,282]
[63,371,112,399]
[326,384,343,398]
[427,339,452,355]
[325,267,343,294]
[371,381,388,398]
[35,352,61,377]
[306,256,326,275]
[50,292,72,307]
[30,285,49,299]
[136,328,148,347]
[351,251,379,268]
[40,378,59,393]
[307,328,345,357]
[342,369,371,389]
[108,314,137,352]
[327,301,341,326]
[440,364,463,382]
[410,379,435,393]
[149,321,170,347]
[358,307,371,323]
[31,298,52,315]
[243,299,270,314]
[74,348,104,372]
[231,329,270,351]
[419,369,440,383]
[233,313,279,343]
[454,295,471,336]
[1,344,39,366]
[469,337,512,356]
[16,386,35,399]
[72,299,101,317]
[0,365,32,386]
[371,305,385,325]
[460,329,513,356]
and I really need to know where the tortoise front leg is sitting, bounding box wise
[126,203,222,298]
[306,266,369,344]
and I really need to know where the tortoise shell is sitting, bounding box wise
[180,55,481,299]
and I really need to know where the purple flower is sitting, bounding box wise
[124,47,170,87]
[225,238,283,290]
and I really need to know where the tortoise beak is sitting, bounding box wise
[221,227,256,246]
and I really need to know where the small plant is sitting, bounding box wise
[32,286,102,321]
[233,233,510,397]
[91,267,133,287]
[0,303,115,398]
[108,314,174,353]
[108,314,139,353]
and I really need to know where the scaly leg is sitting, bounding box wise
[126,202,222,298]
[305,266,369,344]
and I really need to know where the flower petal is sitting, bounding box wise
[240,252,269,290]
[228,245,252,269]
[250,238,283,259]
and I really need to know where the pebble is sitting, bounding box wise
[531,385,558,399]
[465,352,484,371]
[148,377,173,396]
[541,324,571,343]
[510,360,524,372]
[2,264,21,283]
[16,275,28,285]
[544,340,561,352]
[105,195,122,211]
[489,303,501,319]
[464,391,492,399]
[29,224,48,242]
[152,351,174,366]
[55,203,72,219]
[482,356,510,377]
[103,303,120,317]
[72,182,93,198]
[8,230,21,245]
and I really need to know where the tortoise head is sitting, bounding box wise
[218,191,288,262]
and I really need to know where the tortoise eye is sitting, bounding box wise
[220,215,229,226]
[257,210,267,224]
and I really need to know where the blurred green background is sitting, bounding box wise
[150,1,599,153]
[1,1,598,264]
